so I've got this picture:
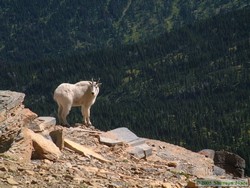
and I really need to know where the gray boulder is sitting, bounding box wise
[214,150,245,177]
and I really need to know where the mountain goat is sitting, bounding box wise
[53,79,101,126]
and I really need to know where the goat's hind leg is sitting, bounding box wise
[61,105,71,127]
[57,104,63,124]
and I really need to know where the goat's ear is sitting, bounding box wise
[97,83,102,87]
[89,81,92,84]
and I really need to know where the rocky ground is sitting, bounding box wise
[0,123,212,188]
[1,91,248,188]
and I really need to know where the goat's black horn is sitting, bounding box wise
[97,78,100,83]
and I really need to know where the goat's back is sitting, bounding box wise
[53,83,74,102]
[53,81,92,105]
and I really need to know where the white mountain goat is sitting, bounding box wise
[53,79,101,126]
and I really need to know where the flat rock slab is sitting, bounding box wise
[127,143,153,158]
[37,116,56,126]
[28,116,56,132]
[0,90,25,112]
[64,138,110,163]
[100,127,144,146]
[99,136,123,146]
[106,127,139,143]
[99,127,152,158]
[27,129,62,161]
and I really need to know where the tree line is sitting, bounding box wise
[1,6,250,175]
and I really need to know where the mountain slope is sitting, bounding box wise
[0,0,249,63]
[1,6,250,175]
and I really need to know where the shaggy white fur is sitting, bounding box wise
[53,79,101,126]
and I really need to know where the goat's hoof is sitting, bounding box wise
[87,123,92,126]
[83,122,91,126]
[61,123,70,127]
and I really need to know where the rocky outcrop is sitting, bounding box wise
[0,90,63,162]
[0,90,248,188]
[214,150,246,177]
[199,149,246,177]
[0,90,37,152]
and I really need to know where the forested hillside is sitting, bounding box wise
[0,0,249,63]
[1,6,250,174]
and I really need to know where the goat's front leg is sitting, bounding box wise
[81,106,91,126]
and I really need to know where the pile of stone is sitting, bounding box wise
[0,90,62,162]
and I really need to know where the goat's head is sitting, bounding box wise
[89,78,102,96]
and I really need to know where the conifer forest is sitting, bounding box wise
[0,0,250,175]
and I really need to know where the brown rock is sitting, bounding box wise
[0,91,25,152]
[0,91,37,154]
[186,180,198,188]
[21,108,38,125]
[162,182,172,188]
[64,138,110,163]
[4,127,33,162]
[25,170,35,175]
[49,127,64,150]
[28,116,56,132]
[167,161,178,168]
[27,129,62,161]
[28,118,44,132]
[0,164,8,172]
[7,177,19,185]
